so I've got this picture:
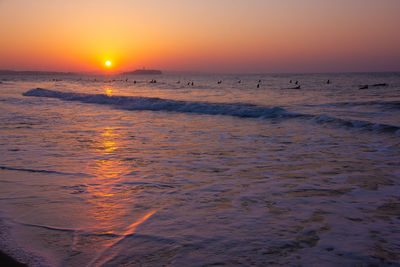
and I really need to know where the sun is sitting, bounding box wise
[105,60,112,67]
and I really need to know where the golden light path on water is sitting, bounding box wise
[88,210,157,267]
[71,126,157,265]
[105,87,112,96]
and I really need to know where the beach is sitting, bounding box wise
[0,250,27,267]
[0,72,399,266]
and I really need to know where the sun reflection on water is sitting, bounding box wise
[105,87,112,96]
[87,210,157,267]
[76,126,158,264]
[84,127,149,235]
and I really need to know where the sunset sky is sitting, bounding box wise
[0,0,399,73]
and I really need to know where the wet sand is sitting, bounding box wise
[0,250,27,267]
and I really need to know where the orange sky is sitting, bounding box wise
[0,0,399,73]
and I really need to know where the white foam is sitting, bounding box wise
[23,88,400,134]
[23,88,296,119]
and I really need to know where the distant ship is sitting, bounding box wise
[122,69,162,75]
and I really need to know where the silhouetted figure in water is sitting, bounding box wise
[290,80,292,83]
[187,82,191,86]
[177,81,180,84]
[191,82,194,86]
[258,80,262,83]
[257,84,260,88]
[295,81,298,85]
[126,79,128,82]
[217,80,222,84]
[327,80,330,84]
[285,85,301,89]
[134,80,136,84]
[372,83,388,87]
[238,80,241,83]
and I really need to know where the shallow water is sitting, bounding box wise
[0,73,400,266]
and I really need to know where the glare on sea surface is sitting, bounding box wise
[105,87,112,96]
[83,127,157,235]
[75,126,157,266]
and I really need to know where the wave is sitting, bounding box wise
[314,100,400,110]
[0,165,92,177]
[23,88,297,118]
[311,115,400,133]
[23,88,400,134]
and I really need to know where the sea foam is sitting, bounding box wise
[23,88,295,119]
[23,88,400,134]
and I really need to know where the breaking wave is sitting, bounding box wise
[311,115,400,134]
[312,100,400,110]
[23,88,297,118]
[0,165,92,177]
[23,88,400,134]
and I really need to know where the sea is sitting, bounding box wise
[0,72,399,266]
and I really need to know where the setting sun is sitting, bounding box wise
[105,60,111,67]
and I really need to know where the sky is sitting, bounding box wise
[0,0,399,73]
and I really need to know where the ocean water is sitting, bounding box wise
[0,72,399,266]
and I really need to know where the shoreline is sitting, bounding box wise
[0,250,27,267]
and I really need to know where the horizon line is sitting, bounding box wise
[1,69,399,76]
